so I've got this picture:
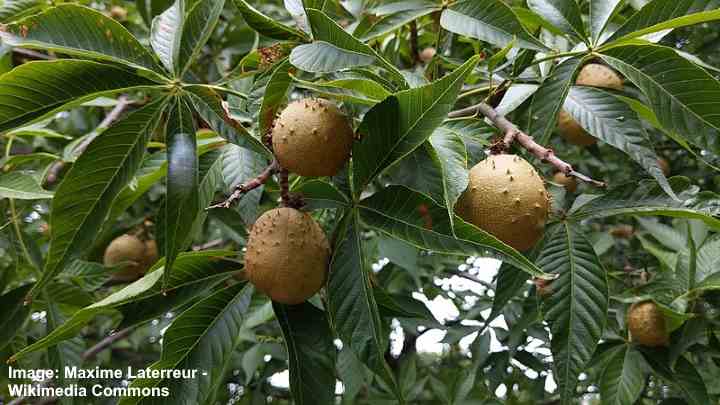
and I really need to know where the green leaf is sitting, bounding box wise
[590,0,623,45]
[292,8,406,86]
[220,143,267,223]
[163,96,199,286]
[274,302,337,405]
[293,75,391,105]
[440,0,549,51]
[45,301,84,388]
[526,0,586,40]
[151,0,184,75]
[697,234,720,283]
[0,171,53,200]
[292,179,349,210]
[599,344,647,405]
[137,0,174,27]
[10,250,238,362]
[232,0,308,40]
[604,0,720,44]
[30,98,166,298]
[358,186,550,279]
[0,5,161,74]
[259,59,293,135]
[568,177,720,229]
[0,284,32,350]
[353,55,480,194]
[0,60,157,132]
[600,44,720,153]
[185,85,271,156]
[178,0,225,76]
[640,350,710,405]
[540,223,608,404]
[358,7,439,41]
[290,41,376,73]
[328,210,399,395]
[107,151,167,225]
[0,0,42,23]
[563,86,675,198]
[527,57,583,144]
[119,283,254,405]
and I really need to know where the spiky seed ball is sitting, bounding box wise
[103,234,158,281]
[558,63,624,146]
[455,155,550,251]
[244,207,330,305]
[552,172,578,193]
[627,301,669,347]
[272,99,354,177]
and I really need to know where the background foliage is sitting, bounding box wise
[1,0,720,404]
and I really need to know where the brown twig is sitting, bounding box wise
[82,327,135,361]
[448,102,606,187]
[45,95,133,185]
[278,168,304,209]
[207,160,280,210]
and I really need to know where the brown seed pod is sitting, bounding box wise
[244,207,330,304]
[103,234,158,281]
[272,99,354,177]
[627,301,669,347]
[558,63,624,146]
[455,155,550,251]
[552,171,578,193]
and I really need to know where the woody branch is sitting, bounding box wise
[448,102,606,187]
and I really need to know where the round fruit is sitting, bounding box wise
[627,301,669,347]
[558,63,623,146]
[419,47,437,63]
[552,172,578,193]
[455,155,550,251]
[103,234,158,281]
[244,207,330,304]
[576,63,624,90]
[557,110,597,146]
[272,99,354,177]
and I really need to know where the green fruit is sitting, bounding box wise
[244,207,330,304]
[558,63,624,146]
[272,98,354,177]
[103,234,158,281]
[628,301,669,347]
[455,155,550,251]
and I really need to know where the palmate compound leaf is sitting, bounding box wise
[599,344,648,405]
[568,177,720,230]
[539,223,608,405]
[177,0,226,77]
[274,302,337,405]
[29,98,168,298]
[0,5,162,75]
[526,0,586,41]
[353,55,480,195]
[150,0,184,76]
[232,0,308,41]
[589,0,623,45]
[600,44,720,154]
[10,251,240,362]
[0,60,159,132]
[118,283,255,405]
[562,86,676,199]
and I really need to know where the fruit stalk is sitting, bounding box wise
[207,159,280,209]
[448,101,606,187]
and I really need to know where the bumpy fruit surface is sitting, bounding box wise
[552,172,578,192]
[627,301,669,347]
[245,208,330,304]
[103,234,158,281]
[455,155,550,251]
[558,63,624,146]
[272,99,354,177]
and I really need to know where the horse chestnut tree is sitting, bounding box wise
[0,1,719,404]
